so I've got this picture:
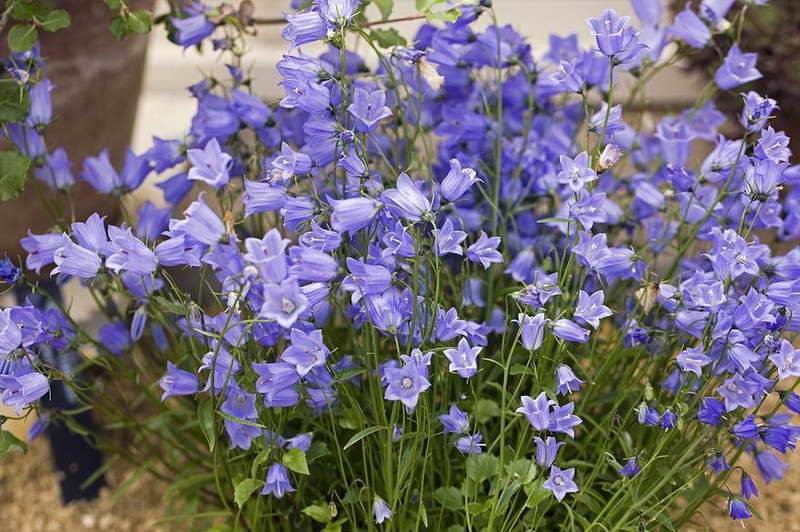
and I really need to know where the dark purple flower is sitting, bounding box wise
[697,397,725,425]
[0,256,21,284]
[740,472,759,500]
[728,498,752,520]
[27,78,52,126]
[618,457,641,478]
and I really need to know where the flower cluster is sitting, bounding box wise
[1,0,798,528]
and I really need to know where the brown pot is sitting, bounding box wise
[1,0,153,258]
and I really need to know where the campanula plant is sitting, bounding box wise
[1,0,799,529]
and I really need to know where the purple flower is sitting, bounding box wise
[631,0,662,27]
[717,374,758,412]
[434,218,467,256]
[384,361,430,411]
[222,385,258,421]
[668,7,711,49]
[136,201,171,242]
[288,247,338,282]
[728,498,752,520]
[731,415,759,440]
[187,138,232,188]
[534,436,564,468]
[697,397,725,425]
[260,278,309,329]
[381,173,431,222]
[769,339,800,380]
[35,148,74,189]
[550,60,584,94]
[52,236,101,279]
[319,0,358,26]
[106,226,158,276]
[555,365,584,395]
[741,472,759,500]
[740,91,777,133]
[171,14,215,48]
[0,371,49,414]
[551,319,590,343]
[261,463,296,498]
[348,88,392,130]
[329,196,380,234]
[676,346,711,377]
[557,152,597,192]
[283,11,327,48]
[174,194,226,246]
[455,433,485,454]
[444,338,481,379]
[714,45,762,91]
[270,142,312,181]
[253,362,300,407]
[517,313,546,351]
[586,9,646,63]
[755,450,787,483]
[81,149,150,193]
[618,457,641,478]
[27,78,52,126]
[281,328,329,377]
[440,159,480,202]
[372,496,392,524]
[516,392,553,431]
[573,290,611,329]
[439,404,469,434]
[542,466,578,502]
[0,257,21,285]
[466,232,503,269]
[159,362,199,401]
[519,271,562,309]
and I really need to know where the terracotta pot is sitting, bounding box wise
[1,0,153,257]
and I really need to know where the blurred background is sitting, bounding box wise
[1,0,798,530]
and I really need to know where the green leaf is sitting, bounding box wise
[0,150,31,202]
[234,478,262,508]
[373,0,393,19]
[509,363,535,376]
[198,397,216,452]
[282,447,310,475]
[475,399,501,423]
[370,28,406,48]
[7,24,38,53]
[0,429,27,457]
[466,453,499,483]
[126,9,152,34]
[109,16,126,39]
[11,1,50,21]
[40,10,71,32]
[343,425,385,450]
[434,486,463,511]
[152,295,188,315]
[302,503,333,523]
[105,0,123,9]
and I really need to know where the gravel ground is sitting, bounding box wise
[1,437,799,531]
